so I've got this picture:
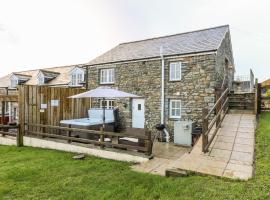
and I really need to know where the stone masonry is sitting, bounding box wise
[87,34,234,140]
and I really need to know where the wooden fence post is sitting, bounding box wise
[1,101,5,125]
[257,82,262,114]
[16,124,23,147]
[254,79,258,115]
[146,131,152,156]
[202,108,209,153]
[100,127,104,149]
[18,85,25,147]
[67,124,71,143]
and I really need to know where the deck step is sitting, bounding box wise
[165,168,189,177]
[228,109,254,114]
[229,92,255,111]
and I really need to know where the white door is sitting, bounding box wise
[132,99,145,128]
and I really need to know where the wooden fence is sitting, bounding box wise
[202,88,229,153]
[0,124,22,146]
[18,85,91,135]
[25,123,153,155]
[257,83,270,112]
[10,85,153,156]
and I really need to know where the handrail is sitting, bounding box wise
[205,88,229,119]
[202,87,229,153]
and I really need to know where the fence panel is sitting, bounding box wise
[18,85,91,133]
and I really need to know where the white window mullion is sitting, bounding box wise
[170,62,182,81]
[100,68,115,84]
[170,100,181,118]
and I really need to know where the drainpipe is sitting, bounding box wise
[160,46,170,142]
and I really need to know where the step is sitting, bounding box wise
[165,168,189,177]
[228,109,254,114]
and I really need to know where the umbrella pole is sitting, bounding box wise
[102,97,105,130]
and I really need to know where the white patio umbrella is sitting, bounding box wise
[69,87,140,129]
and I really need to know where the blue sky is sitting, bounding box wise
[0,0,269,81]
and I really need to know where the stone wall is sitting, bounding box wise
[88,60,162,132]
[87,54,217,138]
[163,54,216,137]
[215,31,235,89]
[87,34,234,140]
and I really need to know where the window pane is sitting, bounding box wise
[176,108,180,116]
[172,108,176,116]
[170,63,175,80]
[109,69,112,82]
[170,62,181,80]
[77,74,82,84]
[170,100,181,118]
[100,70,105,83]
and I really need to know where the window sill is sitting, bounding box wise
[99,82,115,85]
[169,79,182,82]
[169,117,181,121]
[69,85,83,87]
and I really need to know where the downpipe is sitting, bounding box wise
[160,46,170,142]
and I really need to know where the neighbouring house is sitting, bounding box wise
[86,25,235,140]
[261,79,270,88]
[0,64,86,124]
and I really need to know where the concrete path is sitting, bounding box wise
[131,142,190,176]
[169,114,256,180]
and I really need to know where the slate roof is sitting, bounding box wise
[88,25,229,65]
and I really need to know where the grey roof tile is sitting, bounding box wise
[88,25,229,65]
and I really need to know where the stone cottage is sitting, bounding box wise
[86,25,235,140]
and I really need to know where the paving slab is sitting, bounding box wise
[235,137,254,145]
[132,114,255,180]
[131,142,190,175]
[168,113,255,180]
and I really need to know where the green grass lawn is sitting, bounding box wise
[1,113,270,200]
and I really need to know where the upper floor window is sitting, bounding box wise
[70,72,84,86]
[169,62,182,81]
[100,68,115,84]
[169,99,181,119]
[37,75,44,85]
[10,78,18,88]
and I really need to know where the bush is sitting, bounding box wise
[266,89,270,97]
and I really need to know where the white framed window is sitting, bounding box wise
[100,100,115,109]
[10,78,18,88]
[71,74,77,85]
[169,62,182,81]
[169,100,181,119]
[38,75,44,85]
[100,68,115,84]
[77,73,83,84]
[70,73,84,86]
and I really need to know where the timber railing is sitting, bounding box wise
[0,124,23,146]
[202,88,229,153]
[25,123,153,156]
